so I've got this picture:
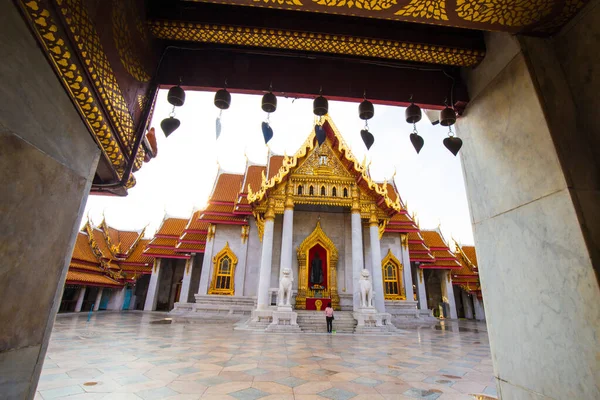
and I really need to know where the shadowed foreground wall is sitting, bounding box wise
[0,3,100,399]
[456,2,600,398]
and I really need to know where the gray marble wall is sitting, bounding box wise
[0,4,100,399]
[457,7,600,397]
[244,219,262,296]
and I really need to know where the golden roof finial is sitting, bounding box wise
[391,166,397,180]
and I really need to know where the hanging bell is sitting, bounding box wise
[410,132,424,154]
[167,85,186,107]
[262,92,277,113]
[313,95,328,116]
[443,136,463,156]
[261,121,274,144]
[315,124,326,145]
[360,129,375,150]
[359,99,374,120]
[405,103,422,124]
[440,106,456,126]
[214,89,231,110]
[160,117,180,137]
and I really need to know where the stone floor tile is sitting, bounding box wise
[351,377,382,387]
[317,387,357,400]
[275,376,307,388]
[99,394,143,399]
[40,385,85,399]
[293,381,333,395]
[195,377,230,387]
[251,382,293,395]
[135,386,179,400]
[228,387,269,400]
[170,367,201,376]
[167,380,208,395]
[402,388,443,399]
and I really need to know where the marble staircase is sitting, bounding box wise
[296,310,357,333]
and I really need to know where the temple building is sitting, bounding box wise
[59,220,153,313]
[133,116,484,329]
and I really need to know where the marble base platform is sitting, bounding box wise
[353,308,397,334]
[266,307,301,332]
[169,295,256,323]
[385,300,438,327]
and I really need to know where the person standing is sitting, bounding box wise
[324,302,334,333]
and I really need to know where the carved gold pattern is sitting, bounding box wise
[400,233,408,247]
[148,21,482,67]
[241,225,250,243]
[112,0,151,82]
[295,221,340,310]
[253,212,265,242]
[382,249,405,300]
[248,116,404,219]
[19,0,129,180]
[56,0,138,151]
[207,224,216,241]
[254,0,303,4]
[209,242,237,295]
[419,268,423,283]
[395,0,448,20]
[312,0,397,11]
[456,0,553,26]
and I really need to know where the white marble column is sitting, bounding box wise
[441,270,457,319]
[144,259,162,311]
[198,225,216,295]
[279,191,294,277]
[473,297,486,321]
[414,267,428,310]
[75,286,86,312]
[368,210,385,313]
[350,188,364,311]
[93,288,103,311]
[178,256,194,303]
[461,290,474,319]
[256,199,276,310]
[399,234,414,301]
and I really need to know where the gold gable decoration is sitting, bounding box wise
[295,221,340,310]
[248,116,404,219]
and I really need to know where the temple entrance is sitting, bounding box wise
[295,221,340,310]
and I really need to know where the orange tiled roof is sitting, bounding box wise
[71,233,99,263]
[243,165,266,193]
[156,217,188,237]
[119,264,152,273]
[462,245,478,266]
[106,227,141,253]
[205,204,236,213]
[211,173,244,203]
[69,261,102,272]
[92,228,112,258]
[143,246,189,258]
[199,214,247,223]
[175,242,206,252]
[66,271,122,287]
[267,155,284,180]
[123,239,153,264]
[179,232,207,242]
[422,230,448,248]
[147,237,178,247]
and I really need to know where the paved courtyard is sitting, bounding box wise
[35,312,497,400]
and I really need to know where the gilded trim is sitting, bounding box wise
[208,242,238,295]
[148,20,483,67]
[382,249,406,300]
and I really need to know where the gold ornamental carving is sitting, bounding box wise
[395,0,448,20]
[112,0,151,82]
[208,242,238,296]
[382,249,406,300]
[312,0,397,11]
[295,221,340,310]
[456,0,553,27]
[148,20,483,67]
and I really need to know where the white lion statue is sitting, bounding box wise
[278,268,293,306]
[359,269,374,308]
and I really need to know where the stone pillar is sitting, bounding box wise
[93,288,103,311]
[350,186,365,311]
[399,234,414,301]
[279,184,294,280]
[197,225,216,295]
[440,271,457,319]
[74,287,87,312]
[0,4,101,398]
[234,227,249,296]
[457,14,600,396]
[144,259,162,311]
[178,256,194,303]
[415,267,428,310]
[473,297,485,321]
[368,206,385,313]
[256,198,276,310]
[461,290,474,319]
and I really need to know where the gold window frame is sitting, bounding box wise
[382,249,406,300]
[209,242,238,296]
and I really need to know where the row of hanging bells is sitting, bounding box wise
[161,82,462,156]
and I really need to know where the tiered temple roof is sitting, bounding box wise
[67,220,154,288]
[420,229,461,270]
[144,216,191,259]
[453,244,482,297]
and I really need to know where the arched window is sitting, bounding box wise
[309,185,314,196]
[321,186,326,196]
[343,188,348,198]
[381,250,405,300]
[298,185,303,195]
[209,243,238,295]
[332,187,337,197]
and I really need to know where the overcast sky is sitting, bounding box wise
[83,90,474,245]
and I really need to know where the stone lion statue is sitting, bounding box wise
[359,269,374,309]
[278,268,293,307]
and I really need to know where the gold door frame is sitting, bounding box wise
[295,221,340,310]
